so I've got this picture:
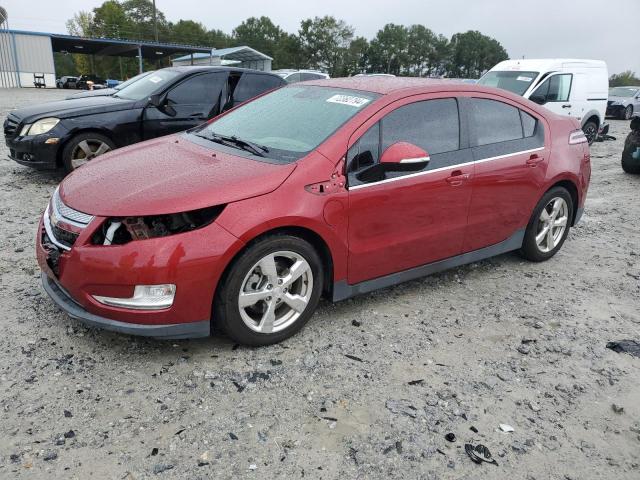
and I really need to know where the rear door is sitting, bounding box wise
[462,96,548,252]
[347,95,474,284]
[142,71,229,139]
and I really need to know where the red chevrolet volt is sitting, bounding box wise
[37,77,591,345]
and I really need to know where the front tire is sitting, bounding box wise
[520,187,573,262]
[622,105,633,121]
[582,121,598,145]
[61,132,115,174]
[214,235,324,346]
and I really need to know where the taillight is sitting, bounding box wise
[569,129,588,145]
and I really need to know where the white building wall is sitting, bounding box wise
[0,32,55,88]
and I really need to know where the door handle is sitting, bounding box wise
[562,104,572,109]
[445,170,470,186]
[526,154,544,167]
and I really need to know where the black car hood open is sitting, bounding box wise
[11,95,138,123]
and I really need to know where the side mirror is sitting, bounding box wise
[148,93,163,107]
[380,142,430,171]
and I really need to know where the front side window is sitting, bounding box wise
[530,74,572,104]
[470,98,523,146]
[197,85,379,162]
[381,98,459,155]
[347,98,461,185]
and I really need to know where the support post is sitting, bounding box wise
[138,45,143,74]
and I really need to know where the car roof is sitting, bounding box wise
[302,76,510,96]
[165,66,281,77]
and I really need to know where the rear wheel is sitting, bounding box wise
[520,187,573,262]
[582,121,598,145]
[61,132,115,174]
[214,235,324,346]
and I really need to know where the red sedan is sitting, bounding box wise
[37,77,591,345]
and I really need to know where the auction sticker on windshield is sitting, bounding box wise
[517,76,533,82]
[326,94,371,107]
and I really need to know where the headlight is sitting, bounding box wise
[92,205,226,245]
[23,117,60,136]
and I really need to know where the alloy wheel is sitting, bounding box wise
[535,197,569,253]
[70,139,111,169]
[583,124,597,144]
[624,105,633,120]
[238,251,313,334]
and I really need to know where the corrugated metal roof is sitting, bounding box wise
[173,46,272,62]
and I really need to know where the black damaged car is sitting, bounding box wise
[4,66,285,173]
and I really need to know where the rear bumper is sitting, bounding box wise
[41,273,210,339]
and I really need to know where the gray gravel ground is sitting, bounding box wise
[0,88,639,479]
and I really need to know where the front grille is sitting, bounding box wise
[3,113,20,138]
[52,188,94,226]
[51,223,79,248]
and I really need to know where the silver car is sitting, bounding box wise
[607,86,640,120]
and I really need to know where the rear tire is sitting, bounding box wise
[582,121,598,145]
[61,132,115,174]
[519,187,573,262]
[214,235,324,346]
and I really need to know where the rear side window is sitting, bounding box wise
[470,98,523,146]
[233,73,283,104]
[285,73,302,83]
[167,72,227,105]
[301,73,325,81]
[382,98,460,154]
[521,111,537,137]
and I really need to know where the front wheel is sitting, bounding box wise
[622,105,633,121]
[582,121,598,145]
[61,132,115,174]
[214,235,324,346]
[519,187,573,262]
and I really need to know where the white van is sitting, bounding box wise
[478,59,608,144]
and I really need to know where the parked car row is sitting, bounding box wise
[4,71,592,345]
[56,74,108,90]
[6,66,285,172]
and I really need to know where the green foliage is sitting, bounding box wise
[609,71,640,87]
[63,2,514,80]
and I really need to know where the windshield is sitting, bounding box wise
[609,87,638,97]
[114,69,180,100]
[115,71,154,91]
[194,85,379,162]
[478,71,539,96]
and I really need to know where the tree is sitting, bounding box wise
[66,11,94,37]
[368,24,409,75]
[447,30,508,78]
[274,33,304,69]
[92,0,131,38]
[233,17,283,58]
[609,71,640,87]
[340,36,369,76]
[121,0,169,40]
[169,19,209,45]
[298,16,354,76]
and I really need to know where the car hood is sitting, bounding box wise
[59,134,297,217]
[11,95,137,123]
[66,88,117,100]
[608,95,630,104]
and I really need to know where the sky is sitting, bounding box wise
[3,0,639,75]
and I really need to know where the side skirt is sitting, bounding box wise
[332,229,525,302]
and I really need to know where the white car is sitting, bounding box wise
[479,59,609,144]
[273,70,329,83]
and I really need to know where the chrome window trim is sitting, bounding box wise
[348,147,544,191]
[43,204,72,252]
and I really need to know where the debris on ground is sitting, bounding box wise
[445,432,456,442]
[385,399,418,418]
[612,404,624,414]
[465,444,498,465]
[499,424,515,433]
[606,340,640,358]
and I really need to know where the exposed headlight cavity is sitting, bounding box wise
[92,205,225,245]
[22,117,60,136]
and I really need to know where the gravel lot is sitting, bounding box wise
[0,87,638,479]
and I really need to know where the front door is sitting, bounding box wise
[347,96,474,285]
[528,72,574,119]
[142,71,229,139]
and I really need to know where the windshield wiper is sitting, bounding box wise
[194,131,269,157]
